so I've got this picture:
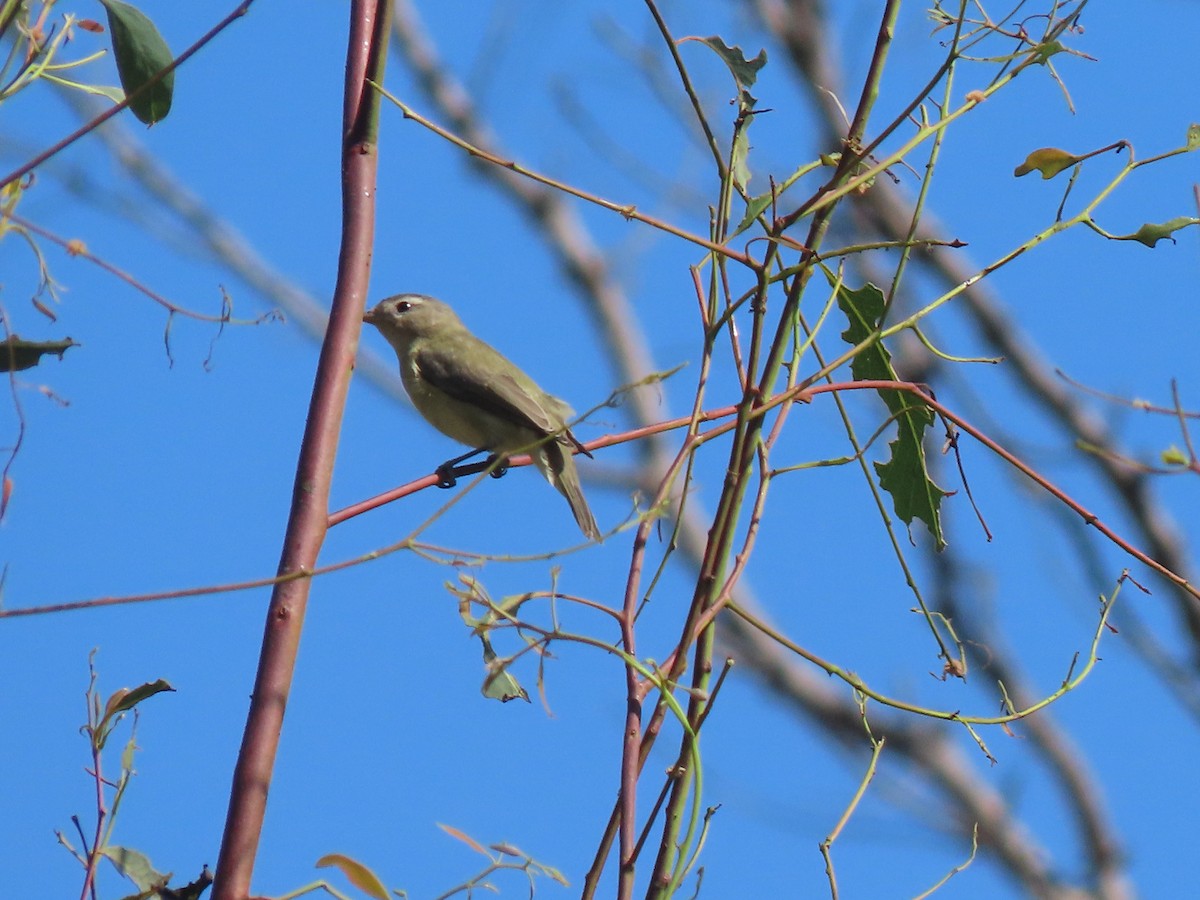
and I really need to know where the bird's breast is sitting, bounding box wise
[401,355,520,451]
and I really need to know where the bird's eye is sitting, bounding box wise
[395,300,412,313]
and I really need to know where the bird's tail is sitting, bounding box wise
[540,443,600,541]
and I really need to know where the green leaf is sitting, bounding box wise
[1161,445,1189,466]
[102,845,170,892]
[1113,216,1200,248]
[103,679,175,720]
[1186,123,1200,151]
[452,575,488,629]
[0,335,79,371]
[448,577,531,702]
[730,112,755,189]
[119,729,139,774]
[95,679,174,748]
[483,594,535,702]
[316,853,391,900]
[99,0,174,125]
[451,575,537,631]
[1031,40,1065,65]
[732,162,818,236]
[835,281,948,550]
[480,633,530,704]
[687,36,766,100]
[677,37,765,189]
[733,191,774,235]
[1013,147,1082,179]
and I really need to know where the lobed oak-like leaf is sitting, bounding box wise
[836,281,948,550]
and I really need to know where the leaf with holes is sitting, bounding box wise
[1116,217,1200,248]
[1014,147,1082,179]
[0,336,79,372]
[685,35,766,101]
[836,280,948,550]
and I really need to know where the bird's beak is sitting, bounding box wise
[362,307,377,324]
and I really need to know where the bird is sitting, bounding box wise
[362,293,600,540]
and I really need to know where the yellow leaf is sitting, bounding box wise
[315,853,390,900]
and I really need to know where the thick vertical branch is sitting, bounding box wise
[210,2,390,898]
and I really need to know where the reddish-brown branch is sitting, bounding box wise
[325,405,739,527]
[210,3,390,898]
[618,515,646,890]
[78,734,106,900]
[6,213,273,324]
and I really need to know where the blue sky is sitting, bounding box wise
[3,2,1200,898]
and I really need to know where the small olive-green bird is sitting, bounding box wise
[363,293,600,541]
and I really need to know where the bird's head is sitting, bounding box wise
[363,293,462,341]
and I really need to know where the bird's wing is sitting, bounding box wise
[414,339,562,437]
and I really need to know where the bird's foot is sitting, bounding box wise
[486,454,509,480]
[434,450,507,486]
[434,462,458,489]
